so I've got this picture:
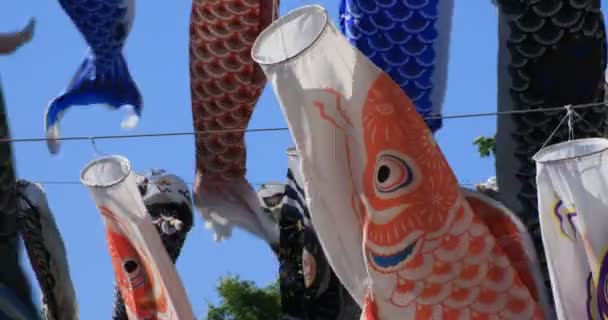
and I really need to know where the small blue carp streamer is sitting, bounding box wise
[338,0,454,133]
[46,0,142,154]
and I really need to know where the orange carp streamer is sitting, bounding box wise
[81,155,194,319]
[251,6,550,319]
[100,206,170,319]
[315,73,547,320]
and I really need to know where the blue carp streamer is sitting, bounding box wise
[46,0,142,154]
[339,0,454,133]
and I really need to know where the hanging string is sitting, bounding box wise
[566,105,574,141]
[534,106,608,162]
[28,181,287,186]
[20,180,480,188]
[572,111,606,137]
[90,137,104,157]
[0,101,605,144]
[537,105,579,153]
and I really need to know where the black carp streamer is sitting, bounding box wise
[495,0,607,305]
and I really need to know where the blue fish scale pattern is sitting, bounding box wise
[340,0,443,132]
[58,0,129,64]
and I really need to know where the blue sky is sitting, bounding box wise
[0,0,578,318]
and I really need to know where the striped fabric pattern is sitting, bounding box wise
[277,167,360,319]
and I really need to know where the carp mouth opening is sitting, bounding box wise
[367,239,418,271]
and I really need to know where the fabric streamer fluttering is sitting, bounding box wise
[0,74,40,320]
[534,138,608,319]
[252,5,549,318]
[257,181,283,254]
[81,155,194,320]
[258,176,307,319]
[493,0,607,303]
[338,0,453,133]
[281,147,362,319]
[0,18,35,55]
[258,147,361,319]
[46,0,142,154]
[111,169,194,320]
[17,180,79,320]
[188,0,279,244]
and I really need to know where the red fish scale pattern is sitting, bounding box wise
[189,0,277,182]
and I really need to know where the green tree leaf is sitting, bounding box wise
[205,274,280,320]
[473,135,496,158]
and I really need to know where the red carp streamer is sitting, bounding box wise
[189,0,280,244]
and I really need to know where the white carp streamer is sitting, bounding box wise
[252,5,548,319]
[80,155,194,320]
[534,138,608,319]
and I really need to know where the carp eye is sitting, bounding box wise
[374,154,413,194]
[123,258,145,289]
[124,259,139,274]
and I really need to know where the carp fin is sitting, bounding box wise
[360,290,378,320]
[44,52,142,154]
[193,175,279,245]
[462,188,552,318]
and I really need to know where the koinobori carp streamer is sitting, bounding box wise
[252,5,549,318]
[17,180,79,320]
[46,0,142,154]
[81,155,195,320]
[111,169,194,320]
[0,18,35,55]
[0,73,40,320]
[534,138,608,319]
[189,0,279,244]
[494,0,607,305]
[281,147,362,319]
[338,0,454,133]
[257,149,362,319]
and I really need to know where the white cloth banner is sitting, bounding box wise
[80,155,194,320]
[534,138,608,320]
[252,5,547,319]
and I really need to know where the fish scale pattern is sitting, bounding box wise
[190,0,277,182]
[18,208,58,320]
[17,180,77,320]
[339,0,452,133]
[58,0,129,60]
[496,0,607,306]
[370,203,544,319]
[46,0,142,155]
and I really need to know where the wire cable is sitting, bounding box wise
[11,101,599,187]
[22,180,479,188]
[0,101,604,143]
